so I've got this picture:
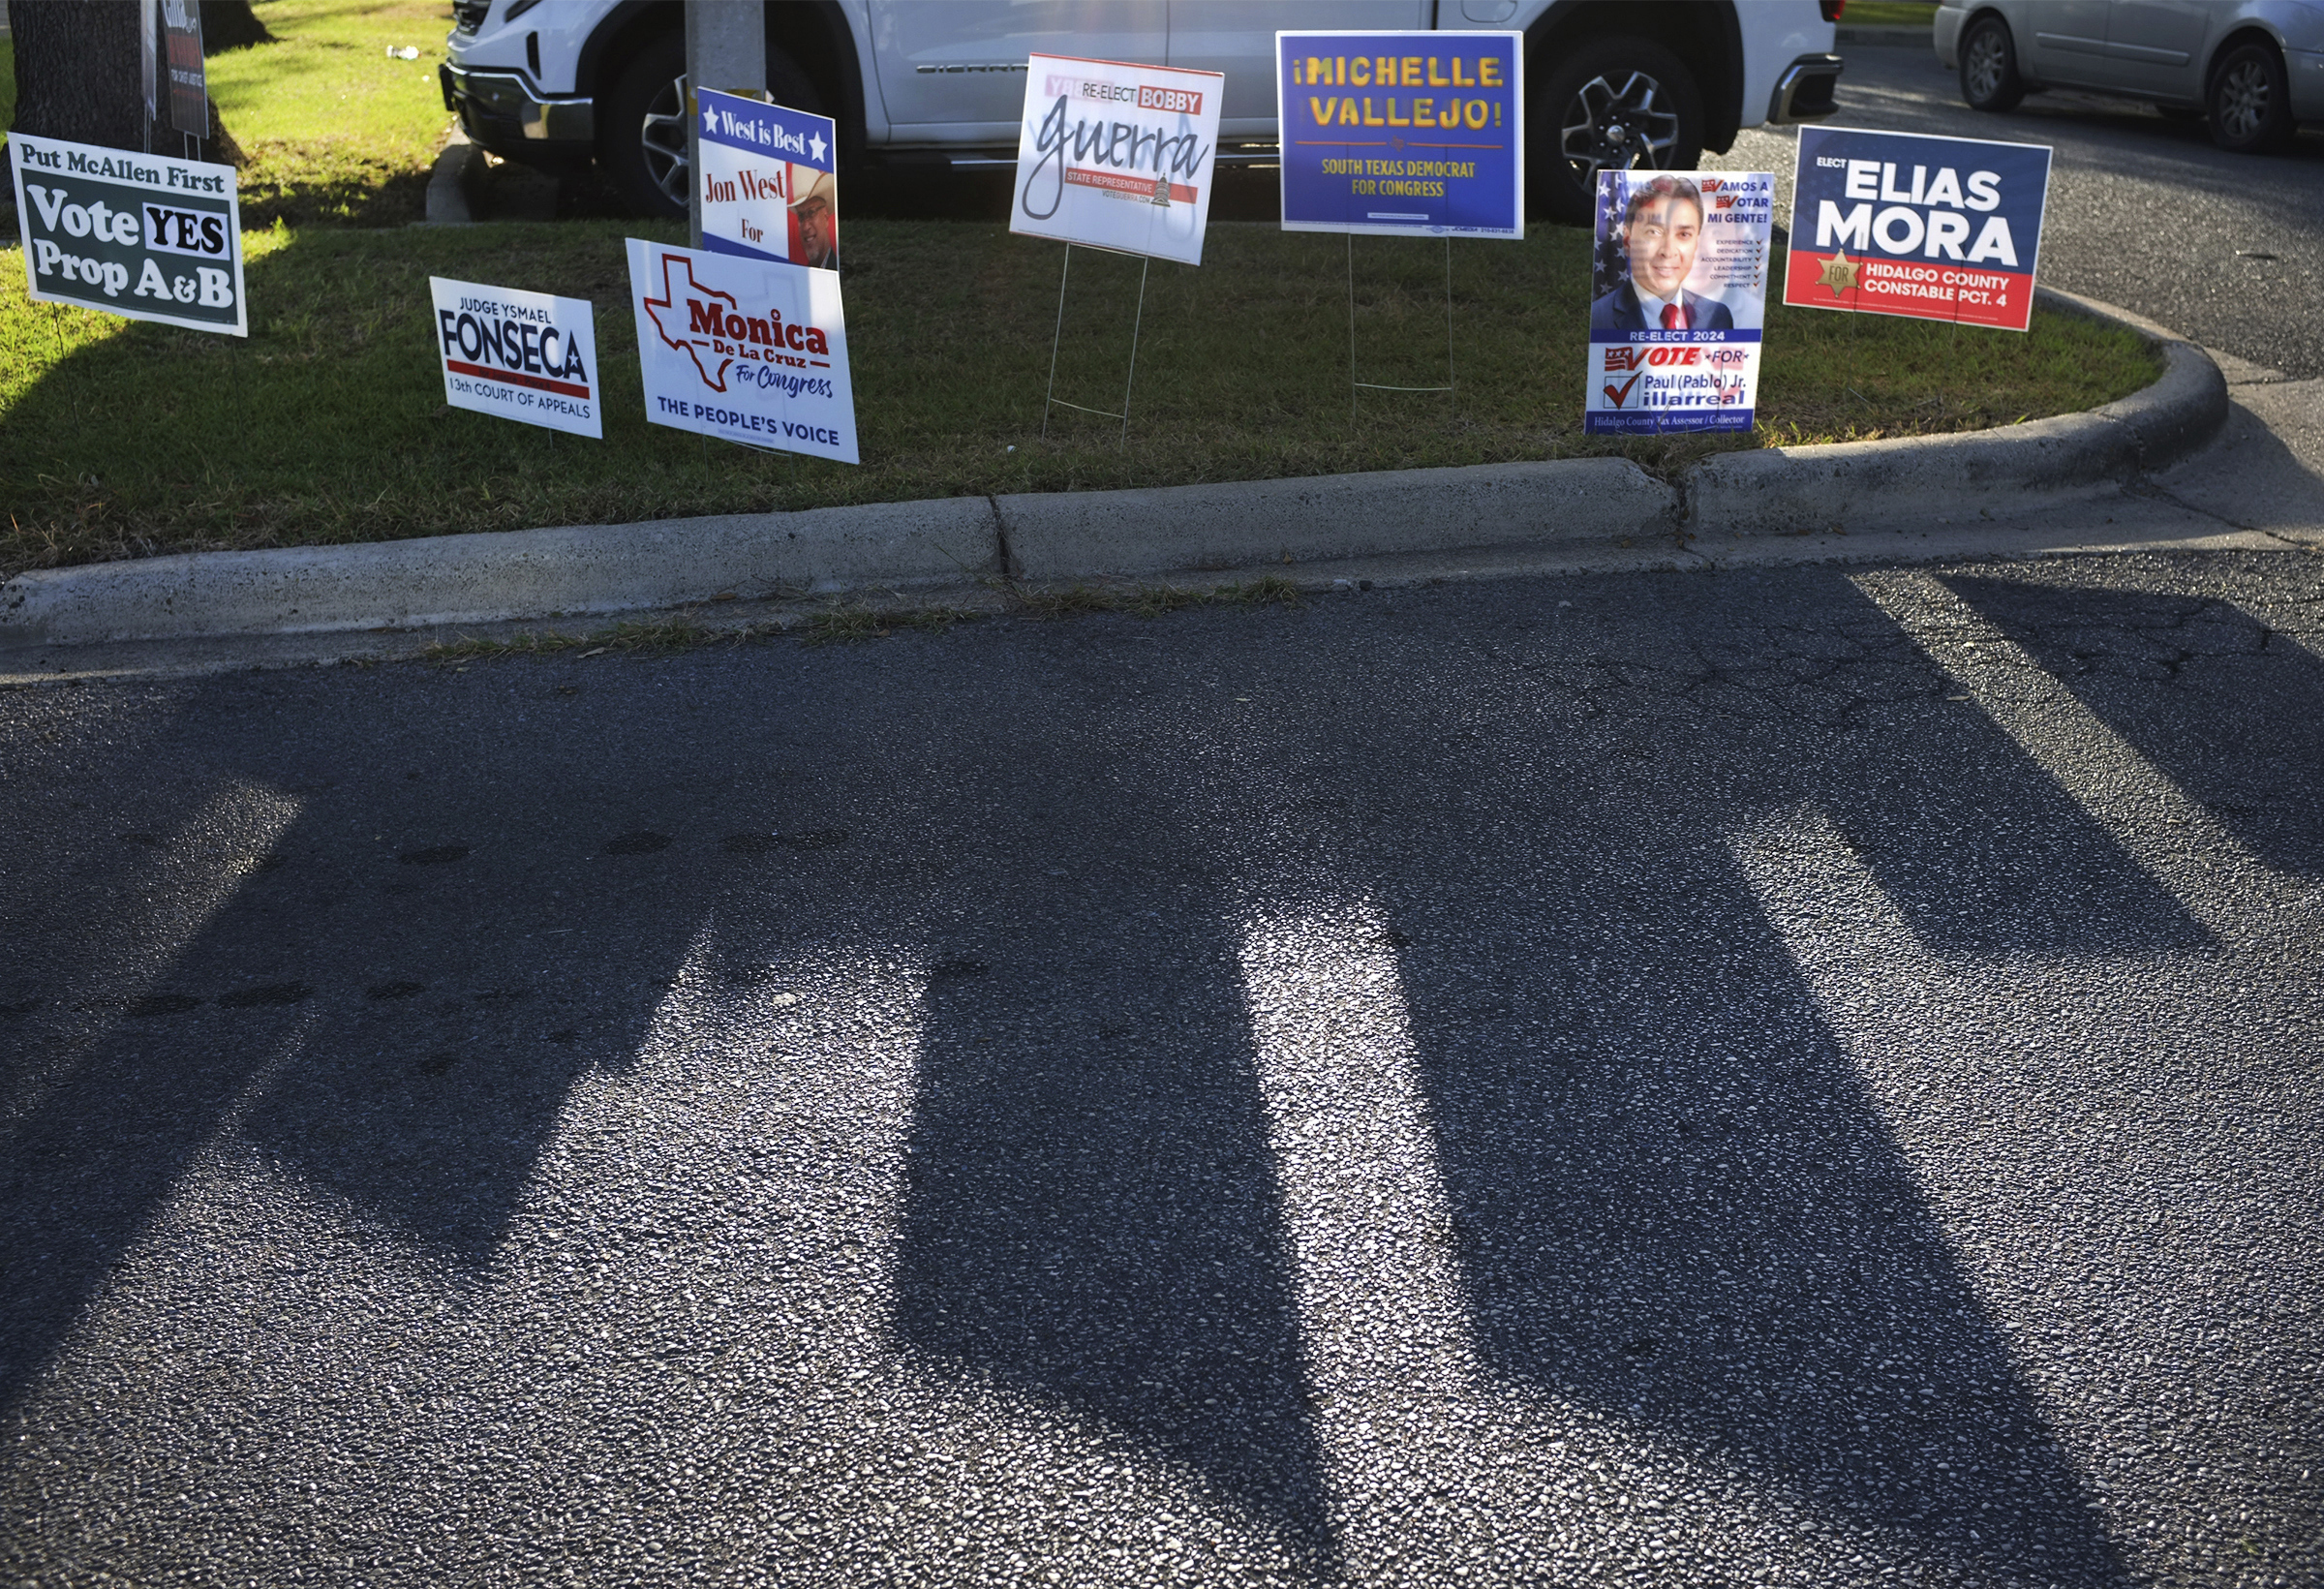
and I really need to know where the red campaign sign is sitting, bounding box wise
[1782,249,2034,330]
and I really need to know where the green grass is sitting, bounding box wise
[1841,2,1940,27]
[0,38,16,135]
[0,218,2158,579]
[204,0,455,228]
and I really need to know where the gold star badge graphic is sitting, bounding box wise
[1818,251,1860,297]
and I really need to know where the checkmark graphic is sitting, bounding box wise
[1603,373,1642,408]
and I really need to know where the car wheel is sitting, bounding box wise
[1529,36,1704,226]
[600,33,827,221]
[2208,41,2294,153]
[1958,15,2026,112]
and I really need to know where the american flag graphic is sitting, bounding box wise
[1592,170,1632,300]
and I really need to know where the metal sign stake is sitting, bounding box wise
[1348,234,1456,419]
[1042,244,1151,448]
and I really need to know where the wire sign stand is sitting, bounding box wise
[1042,243,1154,447]
[1347,233,1456,422]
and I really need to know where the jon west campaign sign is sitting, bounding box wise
[626,239,859,464]
[1585,169,1773,436]
[695,87,840,272]
[1011,53,1222,266]
[1784,126,2051,331]
[1276,31,1522,238]
[430,277,601,440]
[10,132,246,336]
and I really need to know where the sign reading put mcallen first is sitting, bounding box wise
[1276,31,1523,238]
[10,132,247,336]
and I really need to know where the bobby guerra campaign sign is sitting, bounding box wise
[1276,31,1522,239]
[626,239,859,465]
[1011,53,1222,266]
[1784,126,2051,332]
[695,87,841,272]
[1585,168,1773,436]
[430,277,601,440]
[10,132,246,336]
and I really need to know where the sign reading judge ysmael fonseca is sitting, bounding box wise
[10,132,246,336]
[430,277,602,440]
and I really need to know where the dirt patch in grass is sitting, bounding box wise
[0,217,2157,580]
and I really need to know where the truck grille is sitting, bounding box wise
[452,0,491,35]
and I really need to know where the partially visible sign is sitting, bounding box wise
[1010,52,1222,265]
[1276,31,1522,238]
[627,238,860,464]
[1584,169,1773,436]
[162,0,208,138]
[695,87,841,271]
[8,133,246,336]
[1783,126,2051,331]
[430,277,602,439]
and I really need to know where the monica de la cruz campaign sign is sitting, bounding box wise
[9,132,246,336]
[626,239,859,464]
[430,277,601,439]
[1010,53,1222,266]
[1585,169,1774,436]
[1784,126,2051,331]
[1276,31,1522,238]
[695,87,841,271]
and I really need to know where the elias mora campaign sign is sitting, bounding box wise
[1275,31,1522,238]
[1783,126,2051,331]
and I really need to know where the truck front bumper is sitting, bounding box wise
[440,61,596,159]
[1767,53,1845,124]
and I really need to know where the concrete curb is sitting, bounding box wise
[423,129,485,225]
[0,289,2227,652]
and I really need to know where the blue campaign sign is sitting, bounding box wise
[1783,126,2050,331]
[1276,31,1522,238]
[695,87,841,271]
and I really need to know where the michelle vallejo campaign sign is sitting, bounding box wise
[1276,32,1521,238]
[1584,168,1773,436]
[1783,126,2051,332]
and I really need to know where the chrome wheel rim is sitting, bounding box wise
[2215,58,2269,140]
[1964,28,2008,101]
[641,71,689,205]
[1559,71,1681,190]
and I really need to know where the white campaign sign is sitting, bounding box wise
[1010,53,1222,265]
[626,238,859,464]
[429,276,601,439]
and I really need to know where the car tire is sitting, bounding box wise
[600,32,827,221]
[1958,15,2026,112]
[2208,41,2294,154]
[1528,36,1704,226]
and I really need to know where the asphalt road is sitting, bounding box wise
[3,547,2320,1586]
[1707,44,2324,380]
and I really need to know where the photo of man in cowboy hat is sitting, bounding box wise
[791,168,838,271]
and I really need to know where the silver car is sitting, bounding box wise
[1934,0,2324,151]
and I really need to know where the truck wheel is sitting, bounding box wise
[1529,37,1703,226]
[2208,41,2294,153]
[601,32,827,220]
[1958,15,2026,112]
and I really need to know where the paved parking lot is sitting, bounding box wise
[3,548,2319,1585]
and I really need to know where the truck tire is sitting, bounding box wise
[600,31,827,220]
[1529,37,1704,227]
[2207,40,2294,154]
[1957,14,2026,113]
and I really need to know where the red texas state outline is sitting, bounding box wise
[640,252,737,392]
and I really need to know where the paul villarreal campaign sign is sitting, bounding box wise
[1276,31,1522,237]
[10,132,246,335]
[1585,168,1774,435]
[1010,53,1222,265]
[1784,126,2052,331]
[626,240,858,464]
[430,277,601,439]
[695,86,841,271]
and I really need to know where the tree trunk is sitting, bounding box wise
[10,0,148,153]
[199,0,274,53]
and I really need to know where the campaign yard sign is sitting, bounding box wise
[1011,53,1222,265]
[1584,169,1774,436]
[1277,31,1522,238]
[10,133,246,336]
[1784,126,2051,331]
[430,278,602,439]
[695,87,841,272]
[627,239,859,464]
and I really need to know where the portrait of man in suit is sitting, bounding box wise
[1589,174,1734,333]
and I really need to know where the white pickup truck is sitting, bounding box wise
[442,0,1843,223]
